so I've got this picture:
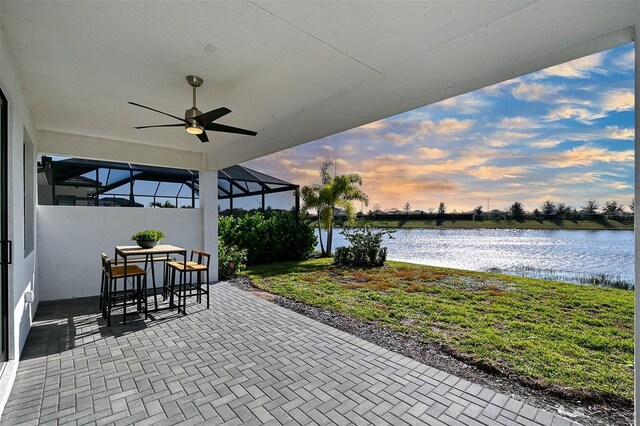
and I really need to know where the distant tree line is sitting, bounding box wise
[364,198,634,221]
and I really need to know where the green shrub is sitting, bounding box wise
[334,224,393,267]
[218,238,247,279]
[131,229,165,242]
[219,211,317,265]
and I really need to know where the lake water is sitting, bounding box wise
[317,228,635,286]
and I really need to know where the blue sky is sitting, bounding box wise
[245,43,634,213]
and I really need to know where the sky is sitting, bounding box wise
[244,43,635,213]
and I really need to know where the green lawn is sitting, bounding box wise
[356,218,633,230]
[244,258,633,403]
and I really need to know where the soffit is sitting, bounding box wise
[1,1,637,168]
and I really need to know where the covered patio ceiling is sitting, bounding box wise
[1,1,637,170]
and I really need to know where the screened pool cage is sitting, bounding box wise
[37,157,300,216]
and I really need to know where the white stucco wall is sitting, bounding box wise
[0,1,40,414]
[37,206,203,301]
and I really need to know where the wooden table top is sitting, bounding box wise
[115,244,187,257]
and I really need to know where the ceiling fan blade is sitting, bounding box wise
[134,124,185,129]
[128,102,187,123]
[197,131,209,143]
[195,107,232,125]
[205,123,257,136]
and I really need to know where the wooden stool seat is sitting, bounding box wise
[167,261,207,271]
[111,264,146,279]
[166,250,211,314]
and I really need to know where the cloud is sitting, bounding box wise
[416,147,447,159]
[373,154,409,162]
[602,90,633,112]
[485,139,510,148]
[492,130,538,140]
[612,48,634,70]
[436,93,492,114]
[482,129,540,148]
[604,126,634,141]
[555,171,604,184]
[543,90,632,124]
[360,153,489,178]
[544,106,605,124]
[358,120,387,131]
[384,118,474,146]
[543,145,634,168]
[495,116,541,129]
[419,118,474,135]
[556,97,593,106]
[340,144,357,153]
[535,51,605,79]
[530,139,562,148]
[609,182,632,190]
[288,167,322,180]
[472,166,528,181]
[511,82,561,102]
[373,180,459,197]
[375,133,403,147]
[480,78,521,96]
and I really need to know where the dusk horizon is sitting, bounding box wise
[245,43,635,214]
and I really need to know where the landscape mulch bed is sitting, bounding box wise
[230,277,632,426]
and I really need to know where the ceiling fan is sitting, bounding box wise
[129,75,257,143]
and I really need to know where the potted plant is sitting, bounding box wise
[131,229,165,248]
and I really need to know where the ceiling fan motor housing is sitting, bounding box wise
[185,107,203,121]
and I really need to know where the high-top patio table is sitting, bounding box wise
[114,244,187,315]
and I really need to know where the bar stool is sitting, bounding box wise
[167,250,211,314]
[101,253,148,326]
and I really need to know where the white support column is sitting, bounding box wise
[200,170,218,281]
[635,23,640,426]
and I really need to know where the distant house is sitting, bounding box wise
[333,208,348,217]
[577,209,597,218]
[99,197,144,208]
[487,209,507,219]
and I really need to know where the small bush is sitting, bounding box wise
[219,211,317,265]
[218,238,247,280]
[334,224,393,267]
[131,229,165,242]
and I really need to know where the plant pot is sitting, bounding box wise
[137,240,159,249]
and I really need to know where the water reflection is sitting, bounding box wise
[317,228,634,286]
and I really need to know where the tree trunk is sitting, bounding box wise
[316,213,325,256]
[326,218,334,256]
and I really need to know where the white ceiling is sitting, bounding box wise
[1,1,638,169]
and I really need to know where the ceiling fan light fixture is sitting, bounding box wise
[186,123,204,135]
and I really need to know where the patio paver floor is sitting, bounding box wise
[1,283,578,425]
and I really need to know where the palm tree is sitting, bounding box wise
[302,161,369,257]
[301,184,327,256]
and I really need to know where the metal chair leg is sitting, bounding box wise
[143,274,148,320]
[180,271,187,315]
[122,277,127,325]
[107,278,113,326]
[169,267,176,308]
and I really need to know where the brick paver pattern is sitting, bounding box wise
[1,283,579,425]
